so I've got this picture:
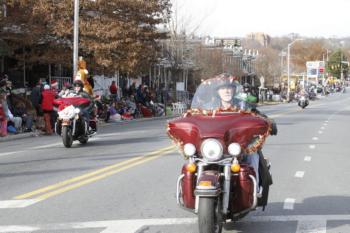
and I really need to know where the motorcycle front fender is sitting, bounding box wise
[194,170,221,197]
[61,119,71,126]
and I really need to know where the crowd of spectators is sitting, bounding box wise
[0,74,171,138]
[1,74,36,137]
[97,81,168,122]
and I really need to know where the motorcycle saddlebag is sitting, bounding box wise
[231,164,255,213]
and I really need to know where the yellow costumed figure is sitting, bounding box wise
[75,57,93,96]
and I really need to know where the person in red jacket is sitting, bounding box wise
[109,81,118,102]
[41,85,55,135]
[0,92,7,137]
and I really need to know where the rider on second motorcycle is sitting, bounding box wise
[72,80,96,133]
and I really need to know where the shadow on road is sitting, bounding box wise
[224,195,350,232]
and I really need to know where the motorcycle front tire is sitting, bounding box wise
[62,126,73,148]
[198,197,222,233]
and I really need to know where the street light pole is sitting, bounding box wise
[287,38,303,100]
[73,0,79,80]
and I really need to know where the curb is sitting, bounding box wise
[0,132,38,143]
[258,102,283,106]
[0,115,179,142]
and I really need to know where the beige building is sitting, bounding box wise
[246,32,271,47]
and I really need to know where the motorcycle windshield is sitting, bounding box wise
[191,75,255,113]
[168,75,270,154]
[54,97,90,108]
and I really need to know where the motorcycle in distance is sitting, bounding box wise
[297,91,309,109]
[54,96,97,148]
[167,75,276,233]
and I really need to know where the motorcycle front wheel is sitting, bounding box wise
[198,197,222,233]
[62,126,73,148]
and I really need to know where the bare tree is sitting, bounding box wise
[255,47,280,86]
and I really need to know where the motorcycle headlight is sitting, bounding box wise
[228,143,241,156]
[201,139,223,162]
[183,143,196,156]
[58,106,76,119]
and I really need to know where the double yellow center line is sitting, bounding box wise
[14,145,176,201]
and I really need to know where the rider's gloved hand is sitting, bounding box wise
[270,119,278,136]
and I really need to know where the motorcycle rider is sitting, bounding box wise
[242,83,258,103]
[214,75,277,194]
[72,80,96,133]
[298,88,309,108]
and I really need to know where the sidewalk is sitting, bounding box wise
[0,115,177,143]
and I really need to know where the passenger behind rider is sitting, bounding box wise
[72,80,96,132]
[58,82,72,98]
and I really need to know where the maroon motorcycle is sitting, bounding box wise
[167,75,276,233]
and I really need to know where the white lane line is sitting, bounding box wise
[323,123,328,126]
[4,215,350,232]
[312,137,318,141]
[32,142,61,149]
[0,226,39,232]
[320,126,325,130]
[0,218,197,233]
[247,214,350,222]
[304,156,312,162]
[296,220,326,233]
[98,130,147,138]
[283,198,295,210]
[0,151,24,157]
[318,131,323,134]
[24,130,147,150]
[295,171,305,178]
[31,137,100,149]
[309,145,316,149]
[325,120,329,123]
[0,199,40,208]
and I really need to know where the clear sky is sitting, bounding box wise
[171,0,350,38]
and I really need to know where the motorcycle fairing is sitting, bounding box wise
[54,97,91,111]
[168,112,270,154]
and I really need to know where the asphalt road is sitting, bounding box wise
[0,90,350,233]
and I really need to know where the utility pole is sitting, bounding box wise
[322,53,325,86]
[287,38,303,101]
[340,51,344,81]
[73,0,79,80]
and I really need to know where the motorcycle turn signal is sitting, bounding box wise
[186,163,197,173]
[231,163,241,173]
